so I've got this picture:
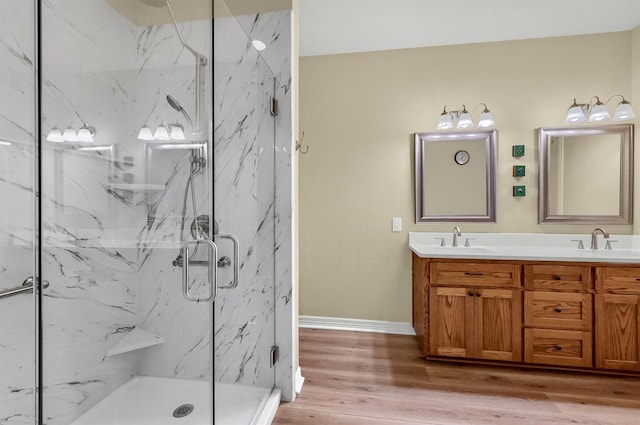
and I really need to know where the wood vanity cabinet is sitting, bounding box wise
[523,264,593,368]
[595,266,640,371]
[427,261,522,362]
[412,254,640,375]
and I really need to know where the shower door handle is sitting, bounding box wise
[181,239,218,303]
[214,234,239,289]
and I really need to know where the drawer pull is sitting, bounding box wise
[464,272,484,276]
[555,345,562,351]
[553,275,562,280]
[636,278,640,282]
[554,307,562,313]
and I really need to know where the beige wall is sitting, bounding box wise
[634,27,640,233]
[299,31,637,323]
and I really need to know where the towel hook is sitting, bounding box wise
[296,131,309,154]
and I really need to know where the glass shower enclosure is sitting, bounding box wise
[0,0,289,424]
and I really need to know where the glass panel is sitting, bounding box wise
[213,3,277,424]
[40,1,213,423]
[0,1,36,424]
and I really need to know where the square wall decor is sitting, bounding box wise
[513,165,526,177]
[513,185,526,197]
[512,145,525,157]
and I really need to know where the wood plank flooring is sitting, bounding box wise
[273,328,640,425]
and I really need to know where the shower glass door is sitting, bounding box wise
[213,1,278,423]
[39,1,216,423]
[0,1,37,424]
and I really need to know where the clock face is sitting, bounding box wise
[454,150,470,165]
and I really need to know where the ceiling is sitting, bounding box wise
[299,0,640,57]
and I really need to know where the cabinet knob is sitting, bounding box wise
[555,345,562,351]
[553,275,562,281]
[554,307,562,313]
[468,290,474,297]
[475,292,481,297]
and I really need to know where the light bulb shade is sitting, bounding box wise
[62,127,78,142]
[477,111,495,128]
[588,103,611,122]
[77,126,94,142]
[565,105,587,124]
[437,113,454,130]
[613,102,637,121]
[137,125,154,141]
[456,112,473,128]
[153,125,170,141]
[169,124,185,140]
[46,127,65,143]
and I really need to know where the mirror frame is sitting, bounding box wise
[538,124,634,224]
[414,129,497,223]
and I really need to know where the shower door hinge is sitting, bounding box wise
[270,97,279,116]
[270,345,279,367]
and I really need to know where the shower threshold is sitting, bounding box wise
[70,376,280,425]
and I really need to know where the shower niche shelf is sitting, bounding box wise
[106,327,164,357]
[107,183,166,191]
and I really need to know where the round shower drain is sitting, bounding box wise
[173,404,195,418]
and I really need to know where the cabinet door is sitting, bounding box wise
[475,288,522,361]
[595,294,640,371]
[428,287,473,358]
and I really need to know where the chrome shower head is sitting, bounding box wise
[138,0,167,7]
[167,95,194,130]
[167,95,185,113]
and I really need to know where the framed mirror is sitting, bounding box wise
[414,129,497,223]
[538,124,634,224]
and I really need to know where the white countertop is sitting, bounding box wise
[409,232,640,264]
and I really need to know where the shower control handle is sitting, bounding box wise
[214,234,239,289]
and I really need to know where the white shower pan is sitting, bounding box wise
[70,376,280,425]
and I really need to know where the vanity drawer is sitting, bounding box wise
[430,262,520,288]
[524,264,591,291]
[596,267,640,294]
[524,291,592,330]
[524,328,593,368]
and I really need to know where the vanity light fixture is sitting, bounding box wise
[46,127,65,143]
[564,95,636,124]
[77,124,96,142]
[437,103,495,130]
[137,123,189,141]
[47,124,96,143]
[137,125,154,141]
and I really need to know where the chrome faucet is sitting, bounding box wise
[590,227,610,250]
[452,226,462,247]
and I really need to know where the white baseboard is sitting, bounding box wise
[299,315,416,336]
[294,367,304,394]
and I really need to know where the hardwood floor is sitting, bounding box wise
[273,328,640,425]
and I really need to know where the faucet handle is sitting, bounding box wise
[435,237,446,247]
[605,240,618,250]
[571,239,585,250]
[464,237,475,247]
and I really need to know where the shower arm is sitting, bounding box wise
[166,1,207,136]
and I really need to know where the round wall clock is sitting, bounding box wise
[454,150,470,165]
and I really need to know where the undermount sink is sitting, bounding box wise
[576,249,640,258]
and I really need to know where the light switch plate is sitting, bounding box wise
[392,217,402,232]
